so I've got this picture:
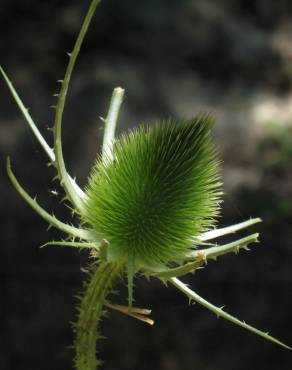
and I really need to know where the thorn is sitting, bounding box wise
[66,52,72,57]
[99,116,106,122]
[50,105,57,110]
[159,277,168,286]
[52,175,59,182]
[57,79,64,83]
[61,196,68,203]
[49,189,59,197]
[80,267,89,274]
[53,93,59,97]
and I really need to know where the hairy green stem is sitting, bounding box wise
[74,261,124,370]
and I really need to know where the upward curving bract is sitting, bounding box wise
[84,115,222,268]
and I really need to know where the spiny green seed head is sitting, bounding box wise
[84,115,222,267]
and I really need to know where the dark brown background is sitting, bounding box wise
[1,1,292,369]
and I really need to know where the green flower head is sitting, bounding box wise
[84,115,222,268]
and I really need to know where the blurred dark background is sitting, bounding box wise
[1,0,292,369]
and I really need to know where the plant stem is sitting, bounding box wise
[74,261,124,370]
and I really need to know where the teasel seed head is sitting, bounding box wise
[84,115,222,271]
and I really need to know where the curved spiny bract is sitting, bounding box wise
[84,115,222,268]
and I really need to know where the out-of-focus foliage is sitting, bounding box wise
[256,123,292,216]
[257,123,292,167]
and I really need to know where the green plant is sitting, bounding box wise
[2,0,290,369]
